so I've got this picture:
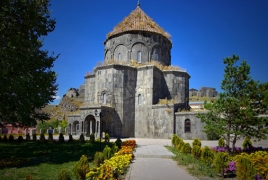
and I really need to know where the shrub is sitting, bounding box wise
[25,174,34,180]
[40,133,46,142]
[58,133,64,143]
[3,135,7,142]
[175,136,183,147]
[32,134,37,141]
[213,152,229,177]
[94,152,104,167]
[192,138,201,147]
[248,151,268,179]
[111,144,119,156]
[79,134,85,143]
[73,155,90,180]
[89,133,95,143]
[236,153,256,180]
[201,146,215,165]
[172,134,178,146]
[218,138,225,147]
[104,133,110,143]
[103,145,112,160]
[242,137,252,149]
[57,168,71,180]
[192,145,202,159]
[18,135,24,142]
[48,133,53,141]
[9,134,14,142]
[26,133,31,141]
[68,134,73,142]
[181,143,192,154]
[115,138,122,149]
[176,141,185,151]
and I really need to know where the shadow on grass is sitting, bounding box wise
[0,141,113,169]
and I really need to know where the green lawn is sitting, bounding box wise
[0,140,110,180]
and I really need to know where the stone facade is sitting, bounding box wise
[67,4,207,139]
[189,87,218,97]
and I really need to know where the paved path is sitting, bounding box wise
[124,138,197,180]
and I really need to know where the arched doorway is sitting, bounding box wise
[72,120,79,135]
[84,115,96,137]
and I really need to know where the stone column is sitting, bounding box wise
[90,121,92,135]
[70,124,72,135]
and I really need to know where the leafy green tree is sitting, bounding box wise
[0,0,58,126]
[197,55,268,152]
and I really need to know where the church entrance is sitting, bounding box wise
[84,115,97,137]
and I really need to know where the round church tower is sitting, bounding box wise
[104,3,172,66]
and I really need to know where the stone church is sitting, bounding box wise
[68,3,207,139]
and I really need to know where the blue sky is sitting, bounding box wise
[43,0,268,104]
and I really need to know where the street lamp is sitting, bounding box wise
[99,112,102,151]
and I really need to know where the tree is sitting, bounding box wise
[0,0,58,127]
[197,55,268,152]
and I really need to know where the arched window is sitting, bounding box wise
[155,53,159,61]
[137,51,141,63]
[138,94,142,105]
[118,53,122,61]
[185,119,191,133]
[103,93,106,104]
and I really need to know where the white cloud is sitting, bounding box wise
[53,95,61,100]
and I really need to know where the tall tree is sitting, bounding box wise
[197,55,268,152]
[0,0,58,126]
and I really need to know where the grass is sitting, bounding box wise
[0,140,112,180]
[166,146,222,180]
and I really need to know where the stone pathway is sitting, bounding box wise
[125,138,197,180]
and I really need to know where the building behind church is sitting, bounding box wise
[68,3,207,139]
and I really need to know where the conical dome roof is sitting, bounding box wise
[106,4,171,41]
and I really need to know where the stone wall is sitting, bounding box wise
[104,32,172,65]
[175,112,207,140]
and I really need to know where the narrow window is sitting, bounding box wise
[137,51,141,63]
[155,53,159,61]
[118,53,122,61]
[103,93,106,104]
[138,94,142,105]
[185,119,191,133]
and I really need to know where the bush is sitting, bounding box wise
[242,137,252,149]
[111,144,119,156]
[182,143,192,154]
[25,174,34,180]
[213,152,229,177]
[103,145,112,160]
[218,138,225,147]
[73,155,90,180]
[115,138,122,149]
[48,133,53,141]
[236,153,255,180]
[9,134,14,142]
[192,145,202,159]
[40,133,46,142]
[32,134,37,141]
[172,134,178,146]
[176,141,185,151]
[68,134,73,142]
[192,138,201,147]
[26,133,31,141]
[104,133,110,143]
[79,134,85,143]
[18,135,24,142]
[89,133,95,143]
[201,146,215,165]
[59,133,65,143]
[57,168,71,180]
[3,135,7,142]
[94,152,104,167]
